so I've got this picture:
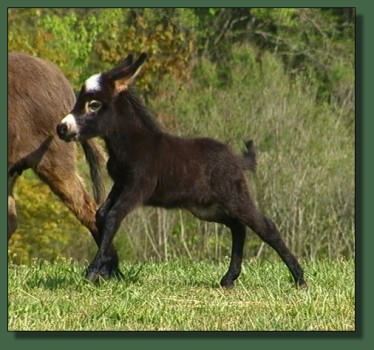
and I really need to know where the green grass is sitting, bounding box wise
[8,258,354,331]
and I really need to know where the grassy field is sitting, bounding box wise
[8,258,354,331]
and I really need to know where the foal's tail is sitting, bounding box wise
[242,139,257,172]
[81,140,106,205]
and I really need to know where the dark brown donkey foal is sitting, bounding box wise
[57,53,305,288]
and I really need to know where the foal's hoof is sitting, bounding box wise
[111,266,125,280]
[85,268,109,283]
[85,264,124,283]
[220,278,235,289]
[297,279,307,289]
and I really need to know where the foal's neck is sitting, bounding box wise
[120,90,162,134]
[104,90,163,158]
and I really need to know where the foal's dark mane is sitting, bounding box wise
[121,89,163,134]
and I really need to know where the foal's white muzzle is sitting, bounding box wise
[57,114,79,142]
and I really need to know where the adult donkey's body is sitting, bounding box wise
[57,53,305,288]
[8,52,121,277]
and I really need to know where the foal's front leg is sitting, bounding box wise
[93,184,123,279]
[86,187,140,282]
[95,183,125,234]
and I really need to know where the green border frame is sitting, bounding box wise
[2,0,371,348]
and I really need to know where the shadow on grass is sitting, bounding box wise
[24,263,146,291]
[25,275,81,291]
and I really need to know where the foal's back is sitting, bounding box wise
[146,133,247,209]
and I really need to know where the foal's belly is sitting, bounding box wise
[188,204,224,222]
[146,195,224,223]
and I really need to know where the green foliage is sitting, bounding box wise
[8,8,354,264]
[250,9,355,114]
[9,9,100,86]
[93,9,197,95]
[8,258,355,331]
[8,9,197,95]
[252,8,299,26]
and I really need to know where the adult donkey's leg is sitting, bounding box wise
[8,175,19,239]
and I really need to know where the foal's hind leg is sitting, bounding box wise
[219,218,247,288]
[189,207,246,288]
[34,155,122,278]
[242,208,305,286]
[259,216,305,286]
[225,191,305,287]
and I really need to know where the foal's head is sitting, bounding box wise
[57,53,147,142]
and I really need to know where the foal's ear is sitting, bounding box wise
[117,53,134,69]
[109,53,147,93]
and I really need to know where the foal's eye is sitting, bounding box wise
[87,100,102,112]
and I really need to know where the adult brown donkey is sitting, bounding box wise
[57,52,306,288]
[8,52,122,278]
